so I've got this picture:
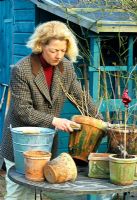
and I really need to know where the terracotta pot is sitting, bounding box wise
[107,125,137,154]
[88,153,110,179]
[109,154,137,186]
[44,153,77,183]
[69,115,106,163]
[23,150,51,182]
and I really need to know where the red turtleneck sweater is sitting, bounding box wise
[39,54,53,89]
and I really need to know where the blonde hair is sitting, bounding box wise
[26,21,79,62]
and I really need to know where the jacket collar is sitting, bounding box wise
[31,54,64,105]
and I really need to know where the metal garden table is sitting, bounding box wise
[8,166,137,200]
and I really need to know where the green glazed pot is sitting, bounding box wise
[109,154,137,186]
[88,153,110,179]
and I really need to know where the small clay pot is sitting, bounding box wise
[23,150,51,182]
[44,153,77,183]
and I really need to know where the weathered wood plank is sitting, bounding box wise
[15,9,35,21]
[100,99,137,112]
[61,101,80,114]
[97,136,108,153]
[97,25,137,33]
[14,44,31,56]
[89,36,100,100]
[60,114,79,120]
[68,8,128,13]
[14,22,35,33]
[14,33,31,44]
[128,35,134,98]
[89,66,128,72]
[58,148,69,154]
[0,0,12,142]
[98,20,137,25]
[14,0,34,9]
[13,55,24,64]
[58,133,69,149]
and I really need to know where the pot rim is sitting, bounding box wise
[71,115,107,131]
[11,127,55,135]
[23,150,51,158]
[106,124,137,133]
[88,153,111,161]
[109,154,137,162]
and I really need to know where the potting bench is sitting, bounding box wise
[8,166,137,200]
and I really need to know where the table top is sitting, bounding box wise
[8,166,137,195]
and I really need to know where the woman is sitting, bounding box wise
[1,21,111,200]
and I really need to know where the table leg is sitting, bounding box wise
[35,189,43,200]
[123,192,130,200]
[40,190,43,200]
[35,189,37,200]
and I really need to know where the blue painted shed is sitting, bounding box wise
[0,0,137,154]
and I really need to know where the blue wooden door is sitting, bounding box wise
[0,0,13,143]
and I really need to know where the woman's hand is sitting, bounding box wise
[52,117,81,132]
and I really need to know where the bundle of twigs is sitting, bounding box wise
[58,78,91,116]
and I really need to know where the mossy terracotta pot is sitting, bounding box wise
[23,150,51,182]
[109,154,137,186]
[88,153,110,179]
[107,125,137,154]
[69,115,107,163]
[134,161,137,180]
[44,153,77,183]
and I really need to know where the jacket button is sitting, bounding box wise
[48,104,52,109]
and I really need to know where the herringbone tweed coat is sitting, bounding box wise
[1,54,102,162]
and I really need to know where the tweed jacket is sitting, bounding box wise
[1,54,102,162]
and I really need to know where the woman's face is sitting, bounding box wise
[42,39,67,66]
